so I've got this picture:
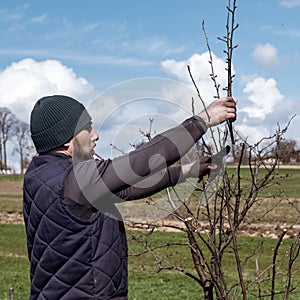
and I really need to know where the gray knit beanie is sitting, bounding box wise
[30,95,92,154]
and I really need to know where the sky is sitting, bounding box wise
[0,0,299,170]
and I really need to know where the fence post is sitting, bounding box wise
[9,287,14,300]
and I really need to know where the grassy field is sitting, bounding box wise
[1,224,300,300]
[228,167,300,199]
[0,167,299,299]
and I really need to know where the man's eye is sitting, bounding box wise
[83,124,92,132]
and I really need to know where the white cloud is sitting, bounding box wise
[0,8,23,22]
[161,52,229,87]
[284,115,300,146]
[279,0,300,8]
[235,124,270,145]
[31,13,47,23]
[235,76,299,146]
[0,58,95,123]
[240,77,284,120]
[89,77,197,158]
[114,37,186,57]
[161,52,230,111]
[252,43,279,68]
[0,58,96,172]
[160,52,299,148]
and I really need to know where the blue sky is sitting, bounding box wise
[0,0,299,167]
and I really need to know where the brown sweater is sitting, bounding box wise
[64,116,207,218]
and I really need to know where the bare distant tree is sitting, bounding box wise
[271,139,298,164]
[14,119,35,174]
[0,107,17,172]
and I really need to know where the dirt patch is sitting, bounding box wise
[3,211,296,239]
[0,211,24,224]
[1,198,299,240]
[0,181,23,195]
[1,211,298,239]
[126,217,300,239]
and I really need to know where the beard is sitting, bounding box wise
[72,137,93,160]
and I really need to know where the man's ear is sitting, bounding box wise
[59,138,73,155]
[63,136,73,147]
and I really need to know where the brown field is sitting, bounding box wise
[0,177,299,239]
[0,181,23,195]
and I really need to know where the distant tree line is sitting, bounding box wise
[0,106,299,174]
[228,133,300,165]
[0,107,34,174]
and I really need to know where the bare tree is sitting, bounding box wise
[271,138,298,164]
[128,121,299,299]
[0,107,17,172]
[124,1,300,299]
[14,119,34,174]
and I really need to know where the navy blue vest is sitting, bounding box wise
[23,153,128,299]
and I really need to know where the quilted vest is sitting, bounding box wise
[23,153,128,299]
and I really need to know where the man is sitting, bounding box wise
[23,94,236,299]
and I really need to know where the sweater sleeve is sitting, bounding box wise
[97,116,206,194]
[64,116,207,208]
[115,165,184,200]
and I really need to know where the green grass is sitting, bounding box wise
[0,194,22,198]
[0,174,23,182]
[0,169,299,299]
[269,168,300,198]
[0,168,299,215]
[0,200,22,212]
[0,225,30,300]
[127,230,300,299]
[1,225,300,299]
[128,272,203,300]
[226,166,300,198]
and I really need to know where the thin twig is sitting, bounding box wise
[271,230,287,300]
[218,0,239,144]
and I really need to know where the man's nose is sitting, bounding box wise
[91,127,99,141]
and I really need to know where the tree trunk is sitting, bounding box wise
[3,140,7,171]
[203,281,214,300]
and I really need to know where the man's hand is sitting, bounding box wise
[181,146,231,181]
[181,156,216,181]
[197,97,236,127]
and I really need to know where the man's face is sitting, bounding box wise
[72,122,99,160]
